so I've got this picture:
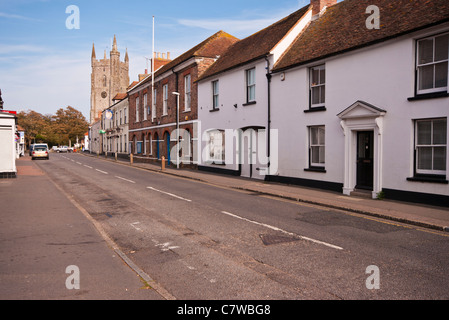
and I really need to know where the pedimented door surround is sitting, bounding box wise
[338,101,386,199]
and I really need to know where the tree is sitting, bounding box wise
[17,106,88,148]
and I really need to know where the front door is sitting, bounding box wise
[356,131,374,190]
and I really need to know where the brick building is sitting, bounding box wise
[128,30,239,167]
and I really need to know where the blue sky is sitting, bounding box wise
[0,0,313,120]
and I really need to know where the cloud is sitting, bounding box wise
[0,44,46,54]
[0,11,42,21]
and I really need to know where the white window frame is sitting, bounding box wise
[207,130,225,164]
[212,80,219,110]
[416,32,449,95]
[415,118,447,175]
[143,93,148,121]
[246,68,256,103]
[310,64,326,108]
[152,88,157,120]
[185,74,191,111]
[163,84,168,116]
[309,125,325,167]
[135,97,140,122]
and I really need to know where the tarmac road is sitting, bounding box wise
[23,152,449,300]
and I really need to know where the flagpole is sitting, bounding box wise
[152,16,155,121]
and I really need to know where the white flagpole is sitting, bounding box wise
[152,16,155,121]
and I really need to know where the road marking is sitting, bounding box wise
[130,222,142,231]
[76,162,82,165]
[221,210,343,251]
[147,186,192,202]
[95,169,108,174]
[116,176,135,183]
[84,165,93,169]
[156,242,180,252]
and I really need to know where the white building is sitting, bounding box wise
[197,4,313,179]
[101,93,129,157]
[198,0,449,206]
[0,111,17,178]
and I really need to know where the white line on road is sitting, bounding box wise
[130,222,142,231]
[84,165,93,169]
[95,169,108,174]
[115,176,135,183]
[221,210,343,251]
[76,162,82,165]
[147,186,192,202]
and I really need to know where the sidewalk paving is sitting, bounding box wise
[84,152,449,233]
[0,156,165,300]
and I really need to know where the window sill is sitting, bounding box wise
[207,161,225,166]
[242,101,256,106]
[209,108,220,113]
[407,92,449,101]
[304,167,326,173]
[407,175,448,184]
[304,106,326,113]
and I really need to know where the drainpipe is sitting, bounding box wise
[265,56,272,177]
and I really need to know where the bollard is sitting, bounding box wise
[115,152,117,162]
[161,156,165,171]
[130,153,133,165]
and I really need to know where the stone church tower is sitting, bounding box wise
[90,35,129,123]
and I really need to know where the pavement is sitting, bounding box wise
[0,156,165,300]
[83,152,449,233]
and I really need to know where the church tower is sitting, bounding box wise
[90,35,130,123]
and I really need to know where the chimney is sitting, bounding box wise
[167,52,170,60]
[162,53,165,59]
[311,0,337,16]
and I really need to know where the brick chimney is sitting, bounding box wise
[311,0,337,16]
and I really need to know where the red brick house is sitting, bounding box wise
[128,30,239,167]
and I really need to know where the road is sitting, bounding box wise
[34,152,449,299]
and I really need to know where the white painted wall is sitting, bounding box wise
[271,24,449,197]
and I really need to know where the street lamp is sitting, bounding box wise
[172,92,180,169]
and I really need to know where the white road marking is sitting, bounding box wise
[147,186,192,202]
[84,165,93,169]
[221,210,343,250]
[156,242,180,252]
[95,169,108,174]
[130,222,142,231]
[115,176,135,183]
[76,162,82,165]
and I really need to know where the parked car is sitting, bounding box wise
[55,146,69,153]
[31,146,49,160]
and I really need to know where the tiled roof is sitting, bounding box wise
[274,0,449,71]
[113,93,127,101]
[198,5,311,81]
[137,30,239,88]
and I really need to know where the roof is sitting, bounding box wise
[198,5,311,81]
[274,0,449,71]
[137,30,239,88]
[113,93,127,101]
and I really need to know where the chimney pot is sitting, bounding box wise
[167,52,170,60]
[162,53,165,59]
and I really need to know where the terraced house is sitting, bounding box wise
[128,31,238,166]
[198,0,449,205]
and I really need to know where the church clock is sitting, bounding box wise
[101,91,107,99]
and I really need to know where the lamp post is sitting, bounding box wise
[172,92,180,169]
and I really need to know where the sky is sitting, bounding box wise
[0,0,314,120]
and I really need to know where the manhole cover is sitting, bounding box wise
[259,233,300,246]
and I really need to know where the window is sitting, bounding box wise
[246,68,256,103]
[415,118,447,175]
[143,94,148,121]
[185,74,191,111]
[120,110,122,125]
[103,75,107,87]
[212,80,219,110]
[135,97,140,122]
[309,126,325,167]
[163,84,168,115]
[207,130,225,163]
[152,89,157,120]
[416,33,449,94]
[124,108,127,124]
[310,65,325,108]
